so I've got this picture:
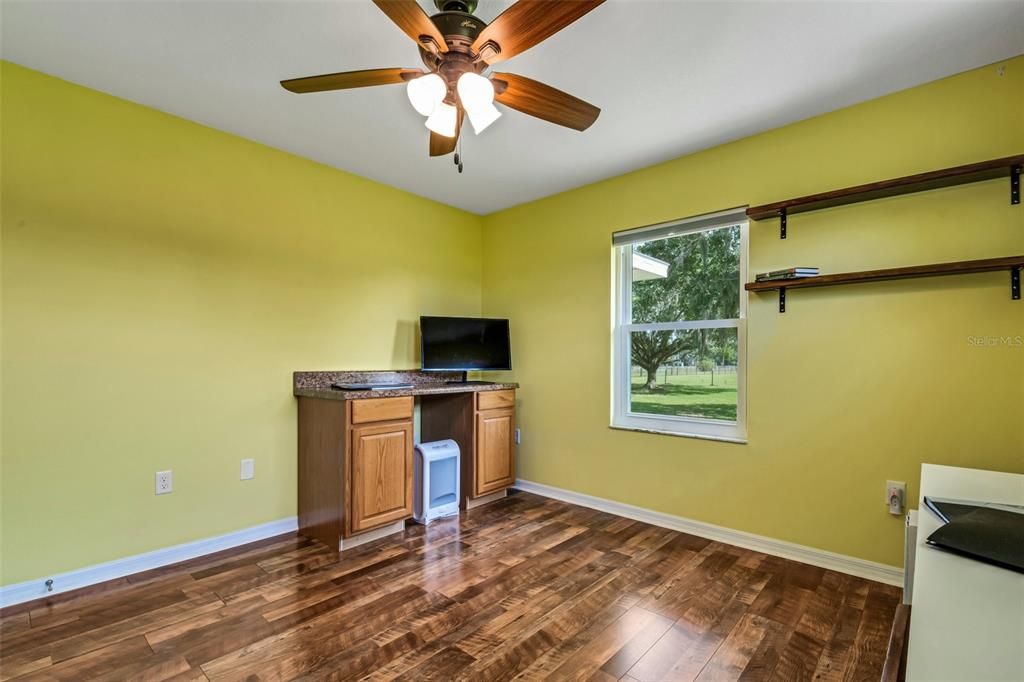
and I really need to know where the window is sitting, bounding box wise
[612,208,747,441]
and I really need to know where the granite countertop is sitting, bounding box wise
[293,369,518,401]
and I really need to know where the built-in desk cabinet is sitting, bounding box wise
[297,395,414,550]
[297,387,515,551]
[421,389,517,504]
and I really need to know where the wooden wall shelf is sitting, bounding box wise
[746,256,1023,312]
[747,155,1022,238]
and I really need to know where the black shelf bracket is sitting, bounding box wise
[779,209,787,239]
[779,288,787,313]
[1012,165,1021,205]
[1013,267,1021,300]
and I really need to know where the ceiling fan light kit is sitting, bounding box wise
[456,72,501,134]
[467,101,501,135]
[280,0,605,160]
[425,101,458,137]
[406,72,447,116]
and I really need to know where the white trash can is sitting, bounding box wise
[413,439,460,524]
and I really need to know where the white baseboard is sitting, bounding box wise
[0,516,298,608]
[514,479,903,586]
[1,481,902,608]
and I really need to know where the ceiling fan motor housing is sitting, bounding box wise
[427,11,486,48]
[420,9,490,103]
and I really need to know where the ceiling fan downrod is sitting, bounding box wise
[433,0,477,13]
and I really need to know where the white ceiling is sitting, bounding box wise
[2,1,1022,214]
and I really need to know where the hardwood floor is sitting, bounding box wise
[0,491,902,681]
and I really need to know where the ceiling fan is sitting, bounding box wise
[280,0,605,164]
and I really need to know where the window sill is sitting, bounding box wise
[609,424,747,444]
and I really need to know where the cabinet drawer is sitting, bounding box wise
[351,396,413,424]
[477,390,515,411]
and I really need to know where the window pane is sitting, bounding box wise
[630,225,741,322]
[629,328,738,421]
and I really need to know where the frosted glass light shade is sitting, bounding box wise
[456,72,495,113]
[466,102,501,134]
[457,72,501,135]
[425,102,458,138]
[406,73,446,116]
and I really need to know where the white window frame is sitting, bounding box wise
[612,208,748,443]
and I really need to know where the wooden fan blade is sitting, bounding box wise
[429,131,456,157]
[429,108,463,157]
[471,0,605,65]
[373,0,448,53]
[492,73,600,131]
[281,68,420,93]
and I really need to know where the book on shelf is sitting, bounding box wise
[755,267,820,282]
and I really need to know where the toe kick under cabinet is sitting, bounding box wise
[296,384,516,551]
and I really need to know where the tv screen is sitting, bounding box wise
[420,316,511,371]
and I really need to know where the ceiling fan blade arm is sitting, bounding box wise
[373,0,448,53]
[492,73,600,131]
[471,0,605,65]
[280,68,420,93]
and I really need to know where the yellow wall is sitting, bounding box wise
[2,56,1021,587]
[0,62,482,585]
[482,56,1024,567]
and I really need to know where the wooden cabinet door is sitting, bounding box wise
[475,408,515,496]
[348,421,413,534]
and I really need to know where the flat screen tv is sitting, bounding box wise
[420,316,511,381]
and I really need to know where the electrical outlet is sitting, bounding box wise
[155,470,173,495]
[240,458,255,481]
[886,480,906,516]
[514,428,521,445]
